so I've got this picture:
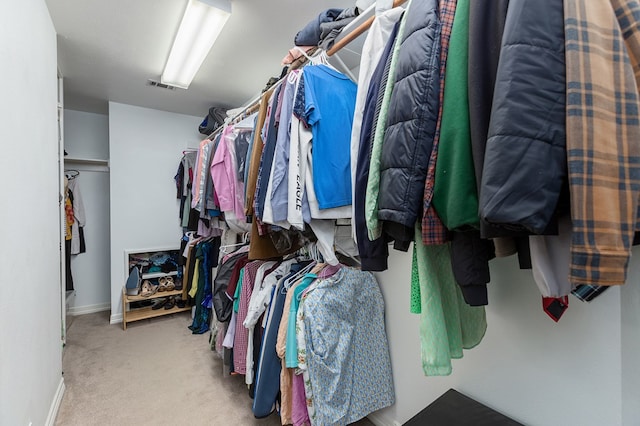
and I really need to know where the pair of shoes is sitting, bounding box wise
[151,298,167,310]
[139,280,158,297]
[158,276,176,292]
[164,296,176,310]
[130,299,154,309]
[176,298,187,309]
[151,296,177,310]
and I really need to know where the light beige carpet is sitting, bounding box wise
[56,311,374,426]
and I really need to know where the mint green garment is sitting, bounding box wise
[233,269,244,313]
[431,0,479,230]
[413,224,487,376]
[410,245,421,314]
[364,3,411,241]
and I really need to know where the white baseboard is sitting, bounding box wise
[45,377,65,426]
[110,312,123,324]
[68,303,110,316]
[367,412,401,426]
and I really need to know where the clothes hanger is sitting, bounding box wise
[294,46,314,63]
[335,242,361,267]
[304,50,329,67]
[284,260,317,289]
[64,169,79,179]
[305,242,321,263]
[219,241,248,255]
[234,112,258,130]
[318,263,342,279]
[326,51,357,81]
[219,232,251,255]
[302,49,357,82]
[283,243,322,288]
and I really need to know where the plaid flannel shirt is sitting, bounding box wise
[420,0,457,245]
[565,0,640,286]
[572,284,610,302]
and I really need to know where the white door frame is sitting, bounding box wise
[57,69,66,345]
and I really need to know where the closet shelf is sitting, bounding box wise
[124,287,185,302]
[64,157,109,166]
[124,303,191,323]
[141,271,178,280]
[122,287,190,329]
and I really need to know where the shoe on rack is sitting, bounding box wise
[173,277,183,291]
[164,296,176,310]
[139,280,158,297]
[165,276,176,291]
[125,267,141,296]
[176,298,187,309]
[151,298,167,310]
[130,300,154,309]
[158,277,168,292]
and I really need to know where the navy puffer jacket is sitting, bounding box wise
[377,0,441,247]
[479,0,566,236]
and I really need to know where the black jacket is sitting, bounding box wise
[468,0,509,200]
[377,0,441,249]
[212,250,246,322]
[479,0,567,237]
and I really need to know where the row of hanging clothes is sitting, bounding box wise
[63,169,86,291]
[209,242,394,426]
[175,50,361,268]
[179,232,221,335]
[170,6,397,423]
[174,0,640,383]
[346,0,640,376]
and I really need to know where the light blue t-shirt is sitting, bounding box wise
[304,65,357,209]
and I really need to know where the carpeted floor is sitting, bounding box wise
[56,311,374,426]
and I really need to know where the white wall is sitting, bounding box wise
[621,248,640,425]
[108,102,203,322]
[0,1,63,425]
[64,109,109,159]
[370,247,638,426]
[64,110,111,313]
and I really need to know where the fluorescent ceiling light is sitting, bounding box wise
[161,0,231,89]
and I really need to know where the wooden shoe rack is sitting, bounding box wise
[121,247,190,330]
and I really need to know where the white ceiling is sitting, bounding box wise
[45,0,359,117]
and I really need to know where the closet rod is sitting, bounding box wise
[207,78,284,140]
[207,52,314,141]
[326,0,407,56]
[208,0,409,140]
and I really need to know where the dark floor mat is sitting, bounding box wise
[403,389,524,426]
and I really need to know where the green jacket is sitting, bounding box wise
[432,0,479,230]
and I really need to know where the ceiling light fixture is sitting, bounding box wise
[161,0,232,89]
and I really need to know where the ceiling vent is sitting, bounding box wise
[147,79,180,91]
